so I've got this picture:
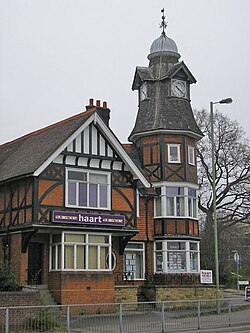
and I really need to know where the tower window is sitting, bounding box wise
[188,146,195,165]
[140,82,147,101]
[168,144,181,163]
[154,185,198,219]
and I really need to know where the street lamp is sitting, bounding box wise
[210,97,233,303]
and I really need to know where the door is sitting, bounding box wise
[28,243,43,285]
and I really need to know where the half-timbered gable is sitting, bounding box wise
[0,100,153,304]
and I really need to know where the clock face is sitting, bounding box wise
[172,80,186,98]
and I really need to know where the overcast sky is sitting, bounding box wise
[1,0,250,145]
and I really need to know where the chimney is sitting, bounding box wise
[85,99,111,126]
[86,98,95,111]
[97,101,110,127]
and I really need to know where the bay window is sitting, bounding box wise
[66,168,110,209]
[154,240,200,273]
[154,185,198,219]
[50,232,112,271]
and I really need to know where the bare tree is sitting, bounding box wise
[194,109,250,279]
[195,109,250,228]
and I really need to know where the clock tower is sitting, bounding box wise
[129,10,203,278]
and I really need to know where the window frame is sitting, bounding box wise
[65,168,111,210]
[188,145,195,166]
[124,242,145,280]
[154,240,200,273]
[154,184,198,219]
[167,144,181,163]
[139,82,147,102]
[50,232,112,272]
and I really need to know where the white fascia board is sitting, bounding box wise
[94,113,150,188]
[33,112,151,188]
[152,181,199,189]
[33,115,96,176]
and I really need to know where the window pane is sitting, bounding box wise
[79,183,87,206]
[188,198,192,216]
[100,247,109,269]
[64,245,74,269]
[166,197,174,215]
[188,147,195,164]
[126,243,144,249]
[190,252,198,271]
[88,246,98,269]
[155,242,162,251]
[68,182,76,205]
[176,197,184,216]
[65,234,85,243]
[76,246,85,269]
[190,242,197,250]
[89,235,107,243]
[89,184,98,207]
[52,246,56,269]
[135,253,143,278]
[167,242,186,250]
[156,252,163,272]
[193,199,197,218]
[58,246,61,269]
[188,188,196,197]
[169,146,178,161]
[89,173,107,184]
[166,187,184,196]
[68,171,87,181]
[168,252,186,271]
[100,185,107,207]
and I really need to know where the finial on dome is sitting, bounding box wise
[160,8,167,34]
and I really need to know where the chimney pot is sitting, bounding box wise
[96,100,101,107]
[89,98,94,106]
[103,101,107,108]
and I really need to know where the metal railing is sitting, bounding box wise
[114,272,200,286]
[1,298,250,333]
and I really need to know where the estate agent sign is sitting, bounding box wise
[52,210,125,227]
[200,270,213,284]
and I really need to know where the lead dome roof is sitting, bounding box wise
[149,32,179,56]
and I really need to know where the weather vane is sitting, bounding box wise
[160,8,167,34]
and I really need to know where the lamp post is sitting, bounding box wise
[232,250,240,292]
[210,97,233,303]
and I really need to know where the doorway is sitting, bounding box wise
[28,243,43,285]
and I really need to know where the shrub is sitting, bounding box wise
[0,261,22,291]
[27,311,63,332]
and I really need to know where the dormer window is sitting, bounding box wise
[140,82,147,101]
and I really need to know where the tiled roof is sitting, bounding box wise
[129,97,203,141]
[0,110,95,183]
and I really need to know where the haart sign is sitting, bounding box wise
[52,211,125,227]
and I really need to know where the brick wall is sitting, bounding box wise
[49,271,115,305]
[0,290,41,307]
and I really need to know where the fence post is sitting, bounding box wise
[161,302,165,332]
[5,307,9,333]
[197,301,201,330]
[119,303,123,333]
[228,300,231,327]
[67,305,70,333]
